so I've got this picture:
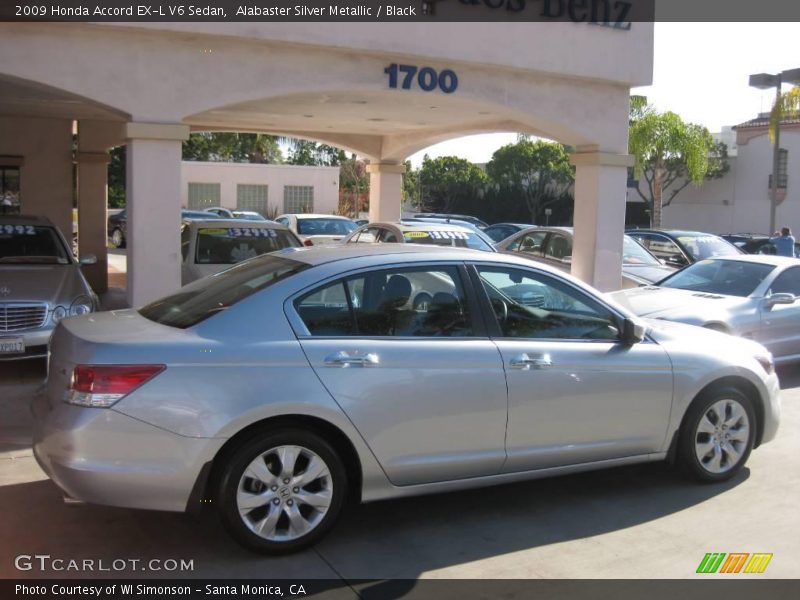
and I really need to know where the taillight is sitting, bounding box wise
[66,365,165,408]
[303,239,314,246]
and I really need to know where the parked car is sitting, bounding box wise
[609,255,800,365]
[721,233,800,258]
[413,213,489,229]
[626,229,743,268]
[275,214,357,246]
[204,207,234,219]
[482,222,535,243]
[354,219,369,227]
[343,221,496,252]
[180,219,301,285]
[232,211,268,221]
[108,209,216,248]
[33,244,780,554]
[0,215,97,360]
[496,226,675,288]
[399,218,497,247]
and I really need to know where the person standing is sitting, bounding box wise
[770,227,797,257]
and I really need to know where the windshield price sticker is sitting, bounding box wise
[428,231,469,240]
[1,224,35,235]
[228,228,277,238]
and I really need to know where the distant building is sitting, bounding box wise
[630,113,799,234]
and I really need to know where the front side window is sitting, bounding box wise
[0,224,71,264]
[544,233,572,263]
[140,255,308,329]
[476,266,621,340]
[634,234,687,265]
[295,266,473,337]
[770,267,800,296]
[195,227,300,264]
[508,231,547,254]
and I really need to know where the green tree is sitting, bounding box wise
[486,140,574,224]
[769,86,800,141]
[629,102,728,228]
[287,140,346,166]
[339,154,369,217]
[401,160,420,207]
[182,133,283,163]
[418,155,488,213]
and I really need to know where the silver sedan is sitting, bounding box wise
[610,254,800,365]
[1,215,97,360]
[33,245,780,553]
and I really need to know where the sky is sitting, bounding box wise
[407,23,800,168]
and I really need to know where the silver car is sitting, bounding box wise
[343,221,496,252]
[610,254,800,365]
[33,245,780,554]
[496,226,675,288]
[180,218,301,285]
[1,215,97,360]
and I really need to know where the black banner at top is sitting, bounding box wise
[2,0,800,23]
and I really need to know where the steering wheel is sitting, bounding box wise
[491,298,508,323]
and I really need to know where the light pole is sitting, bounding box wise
[749,68,800,234]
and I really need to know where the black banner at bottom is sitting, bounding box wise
[3,579,800,600]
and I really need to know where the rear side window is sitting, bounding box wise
[295,266,474,337]
[140,255,308,328]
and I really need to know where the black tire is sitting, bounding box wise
[217,428,347,554]
[677,386,756,483]
[110,228,126,249]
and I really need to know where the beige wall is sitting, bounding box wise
[0,116,73,238]
[180,162,340,215]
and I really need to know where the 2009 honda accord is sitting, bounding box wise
[33,245,780,553]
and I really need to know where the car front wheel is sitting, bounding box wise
[678,387,755,482]
[217,429,346,554]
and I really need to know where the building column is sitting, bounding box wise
[125,122,189,307]
[366,162,405,222]
[570,150,634,292]
[76,151,109,292]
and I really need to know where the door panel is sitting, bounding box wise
[759,267,800,360]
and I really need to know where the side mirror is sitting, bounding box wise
[765,293,796,309]
[622,318,646,345]
[79,254,97,266]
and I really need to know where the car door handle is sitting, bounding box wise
[509,353,552,370]
[324,351,380,368]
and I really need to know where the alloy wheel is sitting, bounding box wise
[693,398,750,474]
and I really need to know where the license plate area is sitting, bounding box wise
[0,337,25,354]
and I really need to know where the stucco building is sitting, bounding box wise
[0,21,653,305]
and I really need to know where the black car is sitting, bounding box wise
[108,209,215,248]
[626,228,743,268]
[482,222,535,243]
[721,233,800,258]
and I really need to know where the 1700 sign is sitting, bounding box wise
[384,64,458,94]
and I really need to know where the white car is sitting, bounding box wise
[275,214,357,246]
[180,219,301,285]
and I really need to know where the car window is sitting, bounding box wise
[544,233,572,263]
[476,266,621,341]
[140,255,309,329]
[508,230,547,254]
[659,259,776,298]
[296,218,356,236]
[180,224,191,262]
[351,227,379,243]
[195,227,300,264]
[379,229,399,243]
[622,235,661,265]
[295,266,473,337]
[276,217,289,226]
[677,234,740,260]
[484,225,514,242]
[634,234,687,265]
[0,224,71,264]
[401,229,493,251]
[770,267,800,296]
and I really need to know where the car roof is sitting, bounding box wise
[283,213,353,220]
[696,255,800,267]
[184,218,286,228]
[0,214,54,226]
[627,228,726,238]
[277,241,560,269]
[380,221,475,233]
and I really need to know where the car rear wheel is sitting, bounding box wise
[110,228,125,249]
[217,429,346,554]
[678,387,755,482]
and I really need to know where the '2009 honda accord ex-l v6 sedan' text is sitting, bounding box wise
[33,245,781,553]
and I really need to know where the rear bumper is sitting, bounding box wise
[32,390,225,513]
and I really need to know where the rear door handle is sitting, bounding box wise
[509,353,552,370]
[324,351,380,368]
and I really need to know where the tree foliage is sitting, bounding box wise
[629,102,728,227]
[182,132,283,164]
[338,154,369,217]
[485,140,574,224]
[769,85,800,141]
[418,155,488,213]
[286,140,347,166]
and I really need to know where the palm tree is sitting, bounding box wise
[769,86,800,141]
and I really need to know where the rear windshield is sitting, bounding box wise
[195,227,300,264]
[402,229,494,252]
[140,255,308,328]
[0,224,71,264]
[297,218,356,236]
[677,234,741,261]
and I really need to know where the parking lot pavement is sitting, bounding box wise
[1,361,798,580]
